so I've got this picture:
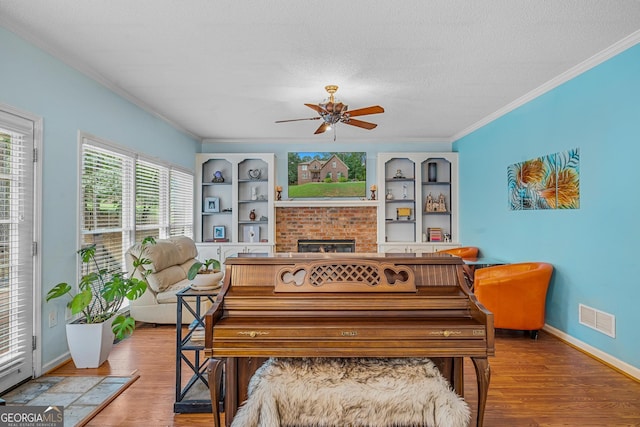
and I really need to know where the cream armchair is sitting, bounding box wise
[125,236,220,324]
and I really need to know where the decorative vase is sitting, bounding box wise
[249,209,256,221]
[428,162,437,182]
[66,316,115,368]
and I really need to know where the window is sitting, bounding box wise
[80,134,193,299]
[169,169,194,237]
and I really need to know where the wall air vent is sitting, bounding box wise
[579,304,615,338]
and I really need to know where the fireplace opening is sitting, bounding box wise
[297,239,355,253]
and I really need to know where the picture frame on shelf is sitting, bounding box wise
[213,225,225,239]
[204,197,220,213]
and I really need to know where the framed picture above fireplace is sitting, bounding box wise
[287,152,366,199]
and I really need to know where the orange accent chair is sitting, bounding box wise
[439,246,479,259]
[474,262,553,339]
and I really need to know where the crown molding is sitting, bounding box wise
[452,30,640,143]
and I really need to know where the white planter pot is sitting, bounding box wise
[66,316,115,368]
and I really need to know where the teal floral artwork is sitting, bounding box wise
[508,148,580,210]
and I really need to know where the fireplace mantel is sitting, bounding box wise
[275,200,378,208]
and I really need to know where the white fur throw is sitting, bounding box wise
[231,357,470,427]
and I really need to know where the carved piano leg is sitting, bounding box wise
[471,357,491,427]
[207,358,224,427]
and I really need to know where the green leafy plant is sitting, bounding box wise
[46,236,155,340]
[187,258,220,280]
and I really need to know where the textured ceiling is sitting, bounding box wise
[1,0,640,143]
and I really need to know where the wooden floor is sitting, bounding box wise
[49,324,640,427]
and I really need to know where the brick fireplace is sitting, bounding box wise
[275,206,377,253]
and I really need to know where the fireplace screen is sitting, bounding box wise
[297,239,355,253]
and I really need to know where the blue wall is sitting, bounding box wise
[0,26,200,368]
[454,44,640,369]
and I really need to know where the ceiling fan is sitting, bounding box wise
[275,85,384,139]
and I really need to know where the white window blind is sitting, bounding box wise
[80,135,194,287]
[170,169,193,237]
[135,159,167,241]
[0,111,34,387]
[80,144,134,315]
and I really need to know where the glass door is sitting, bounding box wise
[0,107,37,393]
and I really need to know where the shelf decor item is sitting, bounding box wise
[396,207,412,220]
[370,184,377,200]
[213,226,225,240]
[244,226,260,243]
[428,228,443,242]
[428,162,437,182]
[248,168,261,180]
[425,193,447,212]
[249,209,256,221]
[212,170,224,183]
[204,197,220,213]
[437,193,447,212]
[276,185,282,201]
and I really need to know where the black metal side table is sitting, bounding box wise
[174,286,219,413]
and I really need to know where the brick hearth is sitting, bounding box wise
[275,206,377,253]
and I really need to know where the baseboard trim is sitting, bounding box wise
[543,324,640,382]
[41,352,71,376]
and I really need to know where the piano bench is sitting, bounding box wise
[231,357,470,427]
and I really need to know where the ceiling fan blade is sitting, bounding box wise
[314,123,330,134]
[275,117,321,123]
[343,118,378,130]
[346,105,385,117]
[304,103,325,114]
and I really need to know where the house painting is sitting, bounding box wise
[297,154,349,185]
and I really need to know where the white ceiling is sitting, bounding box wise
[1,1,640,144]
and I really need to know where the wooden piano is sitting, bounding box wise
[204,253,495,427]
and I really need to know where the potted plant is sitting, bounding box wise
[199,258,221,273]
[187,258,224,289]
[46,236,155,368]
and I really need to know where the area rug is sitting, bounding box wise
[1,373,139,427]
